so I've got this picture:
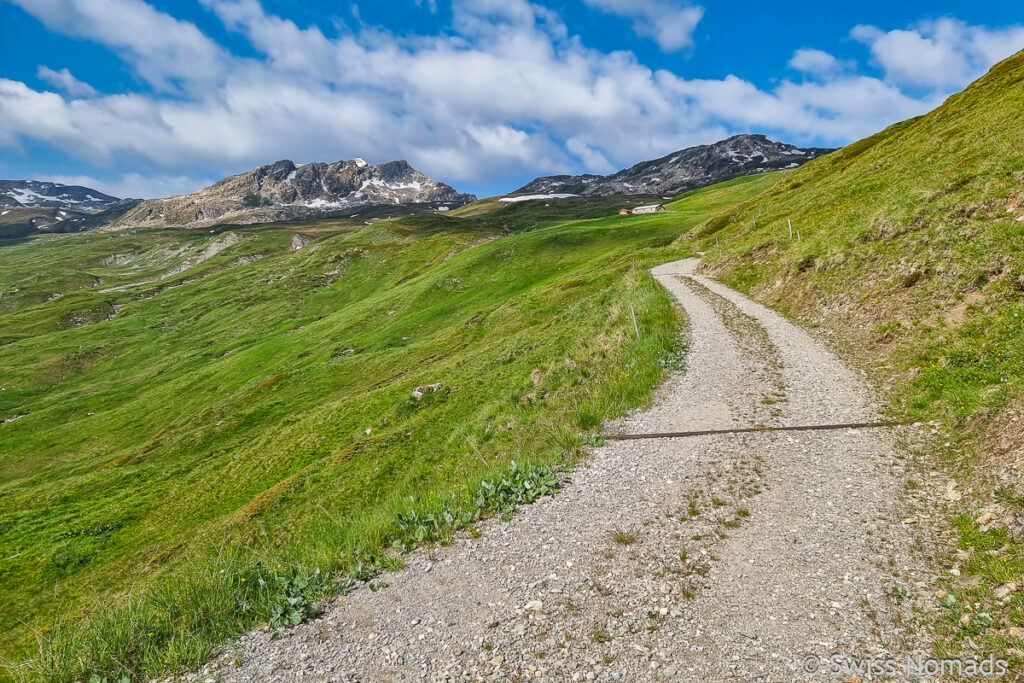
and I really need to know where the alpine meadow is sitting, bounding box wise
[3,2,1024,681]
[1,178,775,678]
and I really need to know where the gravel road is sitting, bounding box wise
[202,258,931,682]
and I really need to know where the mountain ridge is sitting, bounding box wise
[115,158,476,229]
[0,179,128,212]
[513,134,833,197]
[0,181,141,239]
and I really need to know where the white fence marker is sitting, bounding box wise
[788,218,793,239]
[630,304,640,340]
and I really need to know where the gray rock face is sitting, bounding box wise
[117,158,476,228]
[514,134,833,197]
[0,180,125,212]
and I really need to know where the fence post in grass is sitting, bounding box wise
[797,230,802,242]
[630,304,640,340]
[788,218,793,239]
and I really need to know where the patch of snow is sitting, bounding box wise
[286,170,298,182]
[499,193,578,203]
[353,158,368,168]
[437,206,449,212]
[56,216,64,221]
[306,198,349,209]
[59,210,67,216]
[8,188,49,204]
[1,210,9,216]
[3,186,111,206]
[360,178,424,192]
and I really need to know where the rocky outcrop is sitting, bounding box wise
[290,234,313,250]
[513,135,833,198]
[116,159,476,229]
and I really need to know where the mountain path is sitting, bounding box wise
[204,257,931,682]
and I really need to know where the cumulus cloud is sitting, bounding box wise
[852,18,1024,89]
[582,0,703,52]
[667,73,939,144]
[41,173,215,199]
[1,1,1022,193]
[9,0,227,92]
[35,66,98,98]
[788,48,847,77]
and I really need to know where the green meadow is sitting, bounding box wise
[0,174,776,680]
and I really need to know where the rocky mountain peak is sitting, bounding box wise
[115,157,475,229]
[513,135,833,198]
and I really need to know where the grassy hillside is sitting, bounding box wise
[0,174,777,680]
[684,51,1024,661]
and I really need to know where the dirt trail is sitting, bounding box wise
[208,258,929,682]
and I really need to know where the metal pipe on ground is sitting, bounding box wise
[603,421,905,441]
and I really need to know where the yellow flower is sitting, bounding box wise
[240,577,246,582]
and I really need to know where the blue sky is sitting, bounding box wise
[1,1,1023,199]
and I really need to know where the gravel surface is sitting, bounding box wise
[198,258,933,682]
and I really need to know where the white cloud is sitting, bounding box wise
[566,137,614,174]
[36,66,98,98]
[9,0,228,92]
[583,0,703,52]
[1,1,1023,194]
[852,18,1024,89]
[788,48,845,76]
[40,173,214,199]
[664,73,936,144]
